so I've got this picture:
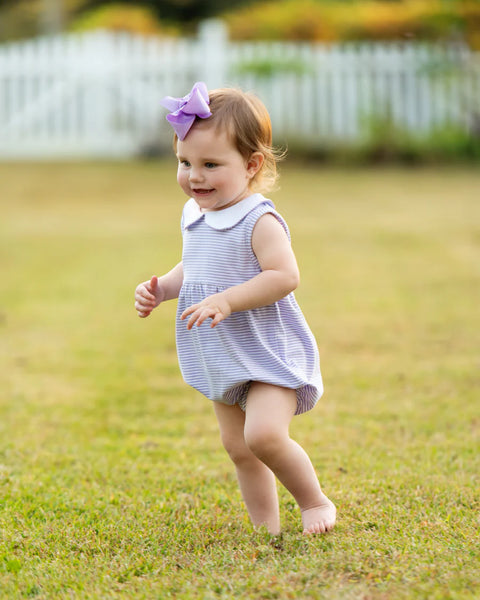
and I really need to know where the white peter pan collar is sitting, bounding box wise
[182,193,274,231]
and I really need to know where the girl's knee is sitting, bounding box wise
[244,425,285,461]
[220,432,253,466]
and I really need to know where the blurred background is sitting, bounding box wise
[0,0,479,162]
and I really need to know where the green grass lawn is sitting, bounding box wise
[0,162,479,599]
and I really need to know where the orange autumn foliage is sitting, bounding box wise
[224,0,480,48]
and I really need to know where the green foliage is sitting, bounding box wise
[423,126,480,160]
[285,106,480,165]
[1,161,479,599]
[286,130,480,166]
[2,0,480,44]
[0,0,252,41]
[69,3,175,35]
[347,112,480,164]
[224,0,480,48]
[234,57,313,78]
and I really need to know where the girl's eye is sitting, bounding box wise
[180,160,191,167]
[205,162,217,169]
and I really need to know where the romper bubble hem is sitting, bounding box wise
[176,193,323,416]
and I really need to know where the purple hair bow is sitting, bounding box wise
[161,81,212,140]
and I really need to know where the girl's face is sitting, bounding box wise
[176,123,263,212]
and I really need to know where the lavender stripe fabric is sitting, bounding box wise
[175,194,323,415]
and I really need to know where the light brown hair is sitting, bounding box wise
[173,87,282,193]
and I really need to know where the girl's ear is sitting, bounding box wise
[246,152,264,178]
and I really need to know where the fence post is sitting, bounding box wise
[197,19,228,89]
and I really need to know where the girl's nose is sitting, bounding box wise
[189,167,203,182]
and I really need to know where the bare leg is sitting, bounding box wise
[213,402,280,535]
[244,382,336,534]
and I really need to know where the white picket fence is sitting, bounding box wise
[0,19,479,159]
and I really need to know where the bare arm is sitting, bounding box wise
[135,262,183,318]
[182,214,300,329]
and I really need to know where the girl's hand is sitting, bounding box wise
[181,293,232,329]
[135,276,166,318]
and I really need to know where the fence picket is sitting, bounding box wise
[0,20,478,159]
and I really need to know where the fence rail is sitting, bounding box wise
[0,20,478,159]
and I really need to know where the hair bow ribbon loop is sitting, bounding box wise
[161,81,211,140]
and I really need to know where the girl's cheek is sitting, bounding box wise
[177,169,185,187]
[177,170,190,196]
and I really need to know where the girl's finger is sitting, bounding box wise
[195,310,210,328]
[187,311,201,329]
[140,285,156,300]
[187,307,211,329]
[210,313,224,328]
[181,304,199,320]
[149,276,158,293]
[135,289,154,304]
[192,308,219,329]
[135,299,154,311]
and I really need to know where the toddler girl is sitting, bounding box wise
[134,82,336,535]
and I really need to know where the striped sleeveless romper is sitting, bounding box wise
[175,193,323,415]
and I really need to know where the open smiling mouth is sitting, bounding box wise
[193,188,214,195]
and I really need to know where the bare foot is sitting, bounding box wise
[301,498,336,534]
